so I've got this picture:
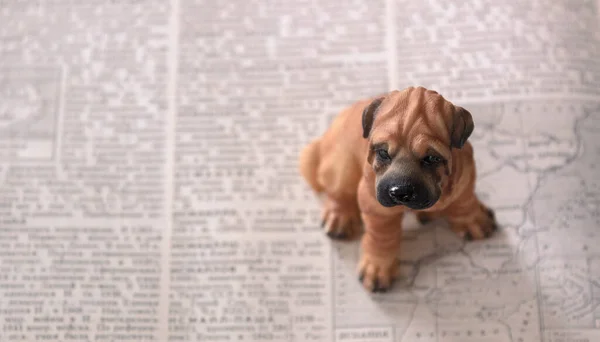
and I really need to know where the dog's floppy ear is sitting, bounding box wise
[450,106,474,148]
[362,97,384,139]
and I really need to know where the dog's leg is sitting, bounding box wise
[354,179,403,292]
[444,192,497,240]
[315,145,364,240]
[321,195,361,240]
[300,142,361,239]
[357,212,402,292]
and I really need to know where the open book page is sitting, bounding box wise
[1,0,600,342]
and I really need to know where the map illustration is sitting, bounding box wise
[331,100,600,342]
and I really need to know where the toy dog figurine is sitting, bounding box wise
[299,87,497,292]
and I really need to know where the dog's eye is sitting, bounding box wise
[422,155,442,165]
[376,149,391,162]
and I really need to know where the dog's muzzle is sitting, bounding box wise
[377,177,435,210]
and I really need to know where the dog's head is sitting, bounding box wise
[362,87,474,210]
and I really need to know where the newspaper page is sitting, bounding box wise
[1,0,599,342]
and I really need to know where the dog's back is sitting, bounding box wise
[298,98,371,196]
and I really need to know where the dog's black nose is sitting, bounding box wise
[388,184,415,204]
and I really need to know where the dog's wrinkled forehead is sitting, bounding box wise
[376,88,453,141]
[363,86,474,153]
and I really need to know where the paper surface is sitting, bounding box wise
[1,0,600,341]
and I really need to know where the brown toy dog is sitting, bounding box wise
[299,86,497,292]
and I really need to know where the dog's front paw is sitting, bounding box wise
[450,204,498,240]
[357,254,399,293]
[321,198,361,240]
